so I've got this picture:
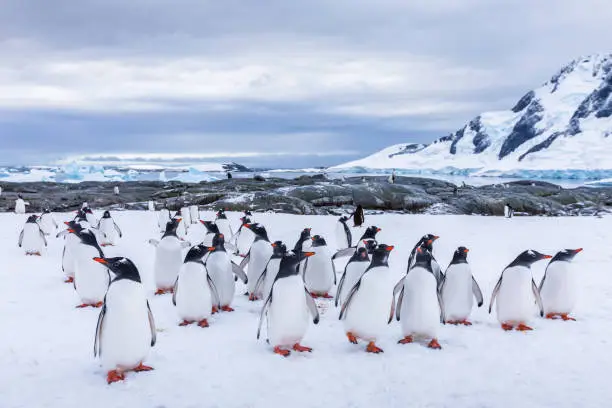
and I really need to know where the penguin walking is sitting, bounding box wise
[205,233,248,312]
[97,211,123,246]
[149,219,191,295]
[489,250,550,331]
[332,226,381,260]
[14,194,29,214]
[257,251,319,357]
[148,201,155,212]
[336,246,370,307]
[173,244,219,327]
[200,221,221,246]
[38,209,58,236]
[233,214,255,256]
[539,248,583,321]
[407,234,442,285]
[241,223,273,301]
[351,204,365,227]
[293,228,312,275]
[18,215,47,256]
[72,229,110,308]
[157,207,171,233]
[439,247,483,325]
[174,211,188,240]
[335,216,352,250]
[180,206,192,229]
[215,209,233,239]
[189,205,199,224]
[303,235,336,298]
[83,207,98,227]
[339,244,395,353]
[394,246,444,349]
[93,257,156,384]
[253,241,287,299]
[57,221,84,283]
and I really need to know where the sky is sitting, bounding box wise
[1,0,611,168]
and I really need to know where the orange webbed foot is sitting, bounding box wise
[292,343,312,353]
[106,370,125,384]
[346,332,358,344]
[561,314,576,321]
[516,323,533,331]
[427,339,442,349]
[248,294,259,301]
[398,336,413,344]
[501,323,514,331]
[274,346,291,357]
[64,277,74,283]
[132,363,154,372]
[366,342,383,354]
[179,320,193,326]
[198,319,209,328]
[221,306,235,312]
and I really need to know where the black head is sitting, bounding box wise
[361,226,381,240]
[244,210,252,217]
[339,216,349,224]
[275,251,315,280]
[93,257,141,282]
[311,235,327,247]
[17,194,23,199]
[78,229,104,257]
[162,218,180,238]
[200,220,220,234]
[244,223,268,241]
[209,233,227,251]
[449,246,469,265]
[550,248,583,263]
[368,244,394,269]
[74,209,87,222]
[174,211,182,218]
[508,250,552,268]
[271,241,287,258]
[184,244,211,263]
[349,247,370,263]
[299,228,312,241]
[412,245,434,272]
[419,234,440,251]
[363,239,377,254]
[84,208,94,215]
[102,211,111,219]
[64,221,84,235]
[42,208,51,214]
[26,215,38,223]
[216,209,227,219]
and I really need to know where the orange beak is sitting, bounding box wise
[271,243,277,247]
[464,248,470,253]
[64,221,71,226]
[67,229,75,233]
[93,257,108,265]
[176,218,182,223]
[303,252,316,257]
[376,228,381,232]
[208,247,216,251]
[543,255,552,259]
[243,224,251,229]
[386,246,394,252]
[574,248,583,253]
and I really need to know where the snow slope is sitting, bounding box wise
[1,210,611,407]
[334,54,612,180]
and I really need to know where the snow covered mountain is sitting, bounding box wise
[334,54,612,180]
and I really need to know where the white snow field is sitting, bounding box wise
[1,210,610,408]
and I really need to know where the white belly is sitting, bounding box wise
[441,264,474,321]
[74,246,109,304]
[540,262,576,315]
[62,234,80,277]
[175,262,212,321]
[343,268,392,342]
[100,280,152,371]
[207,252,235,306]
[247,241,273,296]
[262,258,282,298]
[86,213,97,226]
[335,223,350,249]
[401,268,440,338]
[180,207,192,226]
[189,206,199,224]
[268,277,310,347]
[158,210,170,232]
[304,246,334,294]
[338,261,369,306]
[39,215,56,235]
[154,237,184,289]
[175,219,188,239]
[496,266,537,324]
[216,219,233,239]
[236,228,255,257]
[15,200,26,214]
[22,224,44,253]
[99,219,118,245]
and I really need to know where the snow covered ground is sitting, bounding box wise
[1,210,610,408]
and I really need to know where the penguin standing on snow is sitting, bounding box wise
[332,226,381,260]
[394,246,444,349]
[18,215,47,256]
[336,245,371,307]
[180,206,192,228]
[303,235,336,298]
[173,244,219,327]
[439,247,483,325]
[339,244,395,353]
[254,241,288,299]
[241,223,273,301]
[57,221,84,283]
[200,221,221,246]
[335,216,352,250]
[148,201,155,212]
[205,233,248,312]
[233,214,255,256]
[489,250,550,331]
[174,211,188,240]
[38,209,58,236]
[539,248,583,321]
[351,204,365,227]
[157,207,171,233]
[407,234,442,284]
[83,207,98,227]
[149,219,191,295]
[14,194,29,214]
[293,228,311,275]
[72,229,110,308]
[93,257,156,384]
[189,205,199,225]
[215,209,233,239]
[97,211,123,246]
[257,251,319,357]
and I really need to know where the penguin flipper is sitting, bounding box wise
[393,277,405,297]
[339,280,361,320]
[231,261,248,284]
[538,268,547,292]
[304,288,320,324]
[335,271,347,307]
[147,301,157,347]
[148,239,160,247]
[40,229,48,247]
[252,269,267,297]
[489,275,503,314]
[207,273,221,308]
[239,251,251,269]
[332,247,356,260]
[94,304,106,358]
[18,229,25,247]
[302,257,310,282]
[388,292,396,324]
[471,276,484,307]
[172,276,179,306]
[113,222,122,238]
[437,288,446,324]
[396,287,405,321]
[331,258,337,285]
[56,230,69,238]
[257,293,272,340]
[342,222,353,248]
[531,279,544,317]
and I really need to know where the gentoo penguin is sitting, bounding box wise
[335,216,352,250]
[180,206,192,228]
[148,219,191,295]
[174,211,188,240]
[489,250,550,331]
[233,215,255,256]
[336,246,370,307]
[57,221,84,283]
[97,211,123,246]
[257,251,319,357]
[253,241,288,299]
[294,228,312,275]
[18,215,47,256]
[241,223,273,300]
[539,248,583,321]
[200,221,221,246]
[332,226,381,260]
[339,244,395,353]
[439,247,483,325]
[395,246,444,349]
[83,207,98,227]
[173,244,219,327]
[93,257,156,384]
[72,229,110,308]
[215,209,233,239]
[38,209,58,236]
[303,235,336,298]
[14,194,29,214]
[205,234,248,312]
[352,204,365,227]
[189,205,199,224]
[148,201,155,212]
[113,185,120,195]
[157,207,171,233]
[407,234,442,285]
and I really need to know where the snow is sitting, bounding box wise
[1,210,611,407]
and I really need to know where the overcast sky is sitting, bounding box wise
[1,0,611,168]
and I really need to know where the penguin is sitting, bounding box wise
[200,221,221,246]
[489,250,550,331]
[173,244,219,327]
[57,221,84,283]
[332,226,381,260]
[113,185,120,195]
[205,233,248,312]
[215,209,234,239]
[257,251,319,357]
[148,201,155,212]
[72,229,110,308]
[352,204,365,227]
[93,257,156,384]
[157,207,171,233]
[189,205,199,225]
[14,194,29,214]
[407,234,442,285]
[253,241,288,299]
[294,228,312,275]
[83,207,98,227]
[241,223,273,301]
[439,247,483,325]
[233,215,255,256]
[148,219,191,295]
[97,211,123,247]
[335,246,370,307]
[18,215,47,256]
[394,246,444,349]
[335,216,352,250]
[180,206,192,228]
[38,208,58,236]
[303,235,336,298]
[539,248,583,321]
[173,211,189,240]
[339,244,395,353]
